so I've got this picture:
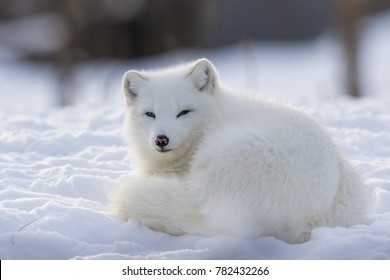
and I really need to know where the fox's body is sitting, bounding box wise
[112,59,370,243]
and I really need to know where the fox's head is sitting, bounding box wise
[122,59,218,172]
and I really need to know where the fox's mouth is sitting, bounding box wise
[156,148,172,153]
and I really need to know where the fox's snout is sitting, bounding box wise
[155,135,169,147]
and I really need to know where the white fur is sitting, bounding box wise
[112,58,371,243]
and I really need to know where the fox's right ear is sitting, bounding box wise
[122,70,148,105]
[188,58,217,93]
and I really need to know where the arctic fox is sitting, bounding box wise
[112,58,371,243]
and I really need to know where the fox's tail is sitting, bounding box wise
[111,175,207,236]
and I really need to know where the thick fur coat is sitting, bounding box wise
[112,59,371,243]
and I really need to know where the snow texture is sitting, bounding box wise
[1,12,390,260]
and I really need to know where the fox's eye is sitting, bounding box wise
[145,112,156,119]
[177,110,191,118]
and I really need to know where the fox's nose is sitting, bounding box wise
[155,135,169,147]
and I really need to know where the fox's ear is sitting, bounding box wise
[122,70,148,105]
[188,59,216,92]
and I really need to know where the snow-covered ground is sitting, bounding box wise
[1,12,390,260]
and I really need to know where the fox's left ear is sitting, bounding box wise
[187,59,217,93]
[122,70,148,105]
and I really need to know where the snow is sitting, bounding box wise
[1,12,390,260]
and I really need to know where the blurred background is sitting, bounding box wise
[1,0,390,110]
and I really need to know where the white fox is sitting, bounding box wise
[112,58,371,243]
